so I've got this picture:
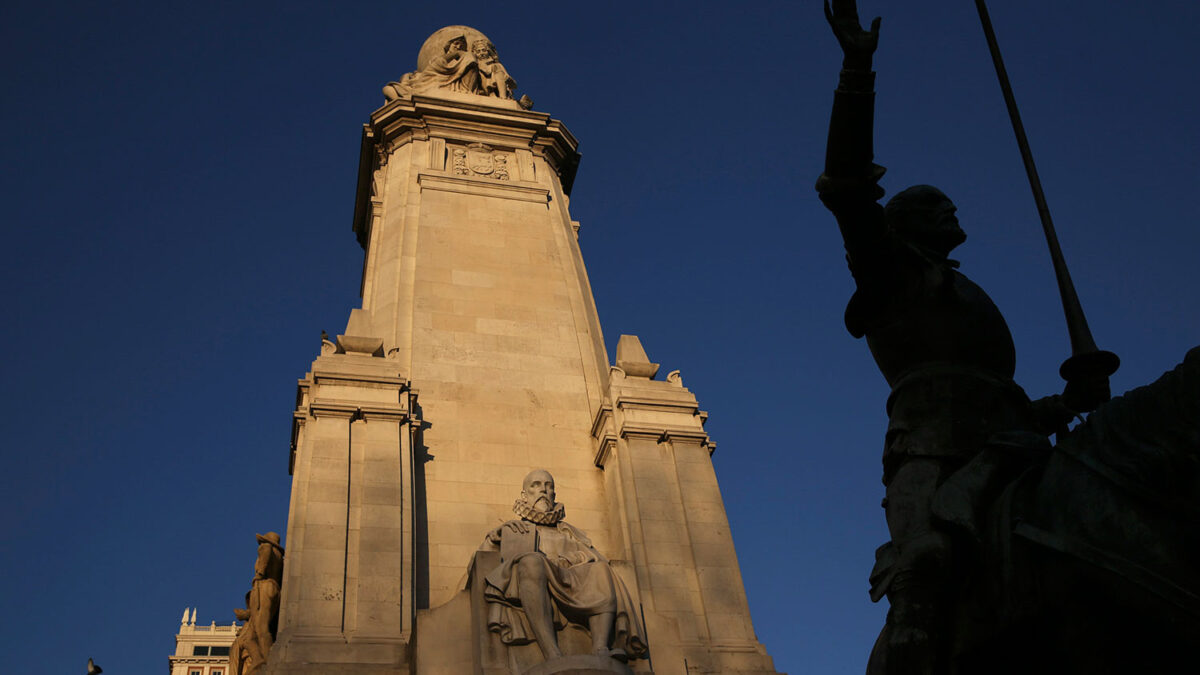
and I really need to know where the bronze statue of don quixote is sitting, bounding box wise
[815,1,1200,673]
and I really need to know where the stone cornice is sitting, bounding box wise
[593,433,618,468]
[307,400,410,422]
[614,423,714,455]
[618,424,710,445]
[590,403,617,467]
[310,368,408,389]
[658,428,711,445]
[289,411,305,475]
[589,402,615,439]
[618,425,666,440]
[613,394,699,415]
[377,95,551,129]
[416,172,549,203]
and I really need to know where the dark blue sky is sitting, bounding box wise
[3,2,1198,673]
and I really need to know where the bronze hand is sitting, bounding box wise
[824,0,881,70]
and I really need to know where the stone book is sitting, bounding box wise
[499,525,537,563]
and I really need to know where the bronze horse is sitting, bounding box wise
[943,346,1199,673]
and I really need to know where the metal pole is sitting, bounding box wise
[972,0,1118,381]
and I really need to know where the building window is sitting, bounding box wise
[192,645,210,655]
[212,671,223,675]
[211,646,230,656]
[189,670,202,675]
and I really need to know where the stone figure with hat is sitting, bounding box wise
[230,532,284,675]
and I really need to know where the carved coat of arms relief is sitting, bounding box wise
[448,142,512,181]
[467,143,495,175]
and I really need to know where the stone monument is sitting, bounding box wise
[264,25,780,675]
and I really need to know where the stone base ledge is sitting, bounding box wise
[265,633,411,674]
[523,654,638,675]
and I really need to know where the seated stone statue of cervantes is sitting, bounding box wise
[479,469,647,663]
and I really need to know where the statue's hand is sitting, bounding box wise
[824,0,881,69]
[1063,374,1111,414]
[487,520,530,542]
[503,520,531,535]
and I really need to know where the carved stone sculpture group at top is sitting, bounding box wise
[383,25,525,106]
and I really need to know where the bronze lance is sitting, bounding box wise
[973,0,1120,383]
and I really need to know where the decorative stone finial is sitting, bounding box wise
[615,335,659,379]
[335,308,384,357]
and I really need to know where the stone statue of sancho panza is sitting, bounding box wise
[480,469,647,663]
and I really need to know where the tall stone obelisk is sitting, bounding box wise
[268,26,779,675]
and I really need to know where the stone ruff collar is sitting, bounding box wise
[513,499,565,525]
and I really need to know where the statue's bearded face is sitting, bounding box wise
[522,470,556,513]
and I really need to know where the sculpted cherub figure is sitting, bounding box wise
[471,39,516,100]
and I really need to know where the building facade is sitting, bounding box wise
[169,608,237,675]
